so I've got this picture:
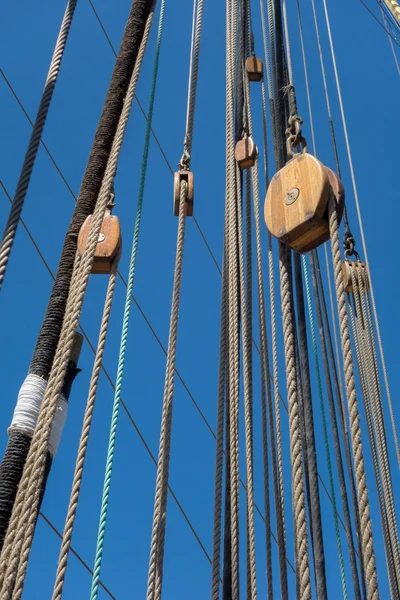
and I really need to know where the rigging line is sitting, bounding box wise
[90,2,162,596]
[321,0,400,470]
[303,256,348,599]
[0,178,282,570]
[295,0,316,155]
[357,0,400,45]
[0,0,78,291]
[39,513,116,600]
[0,178,345,568]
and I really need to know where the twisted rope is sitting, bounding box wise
[279,242,311,600]
[0,3,153,593]
[328,198,380,600]
[0,0,78,290]
[89,5,159,597]
[52,254,120,600]
[145,179,187,600]
[179,0,203,169]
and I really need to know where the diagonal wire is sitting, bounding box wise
[39,512,116,600]
[357,0,400,45]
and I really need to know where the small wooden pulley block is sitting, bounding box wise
[78,207,121,274]
[246,56,263,82]
[342,260,369,294]
[264,154,345,253]
[235,137,256,170]
[174,170,194,217]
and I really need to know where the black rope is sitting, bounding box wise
[310,251,363,600]
[0,355,80,550]
[313,250,368,600]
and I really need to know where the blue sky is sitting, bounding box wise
[0,0,399,598]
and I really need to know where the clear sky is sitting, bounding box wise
[0,0,399,598]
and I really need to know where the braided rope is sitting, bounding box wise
[0,4,153,593]
[236,171,257,599]
[180,0,203,168]
[278,242,311,600]
[0,0,78,290]
[52,255,120,600]
[328,199,380,600]
[145,180,187,600]
[303,256,348,598]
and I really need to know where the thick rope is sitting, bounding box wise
[310,252,363,600]
[0,4,154,593]
[328,197,380,600]
[0,0,78,290]
[279,242,311,600]
[52,255,120,600]
[321,0,400,469]
[88,5,159,598]
[303,256,347,598]
[145,179,187,600]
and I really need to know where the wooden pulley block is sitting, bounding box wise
[342,260,369,293]
[325,166,345,224]
[264,153,331,253]
[235,137,256,170]
[174,170,194,217]
[246,56,263,82]
[78,207,121,274]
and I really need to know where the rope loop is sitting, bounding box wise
[285,113,308,159]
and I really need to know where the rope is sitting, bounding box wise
[145,179,187,600]
[0,0,78,290]
[328,197,380,600]
[179,0,203,169]
[321,0,400,469]
[380,5,400,75]
[303,256,348,599]
[52,254,120,600]
[89,4,160,597]
[0,2,154,592]
[310,252,363,600]
[279,242,311,600]
[351,266,400,597]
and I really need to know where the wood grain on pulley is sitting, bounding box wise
[78,208,122,274]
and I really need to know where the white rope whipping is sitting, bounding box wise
[10,374,67,457]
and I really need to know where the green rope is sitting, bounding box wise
[302,254,348,599]
[90,2,166,597]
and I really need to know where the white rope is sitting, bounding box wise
[10,374,67,457]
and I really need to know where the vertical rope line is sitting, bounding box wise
[328,198,380,600]
[321,0,400,469]
[348,286,397,599]
[310,253,363,600]
[281,0,293,84]
[52,256,120,600]
[348,268,398,598]
[235,170,257,599]
[145,179,187,600]
[303,256,348,599]
[0,2,156,595]
[89,4,161,598]
[354,269,400,596]
[279,241,311,600]
[315,251,367,600]
[0,0,78,290]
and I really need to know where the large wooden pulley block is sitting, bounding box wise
[264,154,345,253]
[174,170,194,217]
[246,56,263,82]
[235,137,256,170]
[342,260,369,293]
[78,210,121,274]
